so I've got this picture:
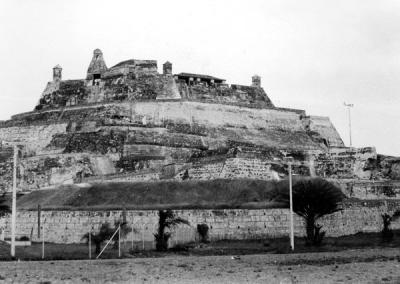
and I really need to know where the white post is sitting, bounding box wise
[348,107,352,147]
[288,162,294,251]
[11,144,17,258]
[41,224,45,259]
[344,102,354,147]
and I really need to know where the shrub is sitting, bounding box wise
[381,210,400,242]
[154,210,189,251]
[272,178,345,246]
[197,224,209,243]
[82,223,114,255]
[82,220,131,255]
[18,236,30,241]
[381,213,394,241]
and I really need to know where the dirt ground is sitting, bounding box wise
[0,248,400,283]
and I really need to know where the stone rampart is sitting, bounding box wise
[1,202,398,245]
[0,123,67,154]
[176,158,280,181]
[308,116,344,147]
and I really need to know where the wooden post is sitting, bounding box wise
[142,227,145,250]
[89,227,91,259]
[37,204,41,239]
[122,207,127,224]
[118,225,121,258]
[131,225,134,251]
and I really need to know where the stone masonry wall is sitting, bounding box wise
[0,123,67,154]
[1,202,398,246]
[175,158,280,181]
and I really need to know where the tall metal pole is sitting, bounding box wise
[344,103,354,147]
[11,144,17,258]
[288,162,294,251]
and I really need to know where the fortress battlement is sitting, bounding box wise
[36,49,274,111]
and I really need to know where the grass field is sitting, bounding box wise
[1,231,400,262]
[16,179,287,210]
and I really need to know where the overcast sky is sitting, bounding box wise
[0,0,399,156]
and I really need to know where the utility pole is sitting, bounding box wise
[343,102,354,147]
[11,144,17,258]
[283,155,295,251]
[288,161,294,251]
[2,141,23,258]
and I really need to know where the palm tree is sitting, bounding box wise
[154,209,190,251]
[273,178,345,245]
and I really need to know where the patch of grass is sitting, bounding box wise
[5,231,400,262]
[17,179,284,210]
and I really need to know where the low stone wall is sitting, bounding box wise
[1,202,398,246]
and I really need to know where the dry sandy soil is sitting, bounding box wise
[0,248,400,283]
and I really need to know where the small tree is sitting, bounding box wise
[154,209,190,251]
[273,178,345,246]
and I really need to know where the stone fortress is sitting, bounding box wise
[0,49,399,244]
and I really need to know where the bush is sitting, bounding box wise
[381,210,400,242]
[381,213,394,242]
[197,224,209,243]
[18,236,30,241]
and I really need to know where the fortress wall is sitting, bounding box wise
[0,152,117,192]
[126,101,305,131]
[0,123,67,154]
[221,158,280,180]
[337,180,400,200]
[177,158,280,181]
[314,147,376,179]
[17,154,116,191]
[0,202,397,245]
[308,116,344,147]
[84,172,160,183]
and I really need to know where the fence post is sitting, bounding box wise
[89,227,91,259]
[118,225,121,258]
[142,226,145,250]
[131,225,134,251]
[41,224,44,260]
[96,226,120,259]
[37,204,41,239]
